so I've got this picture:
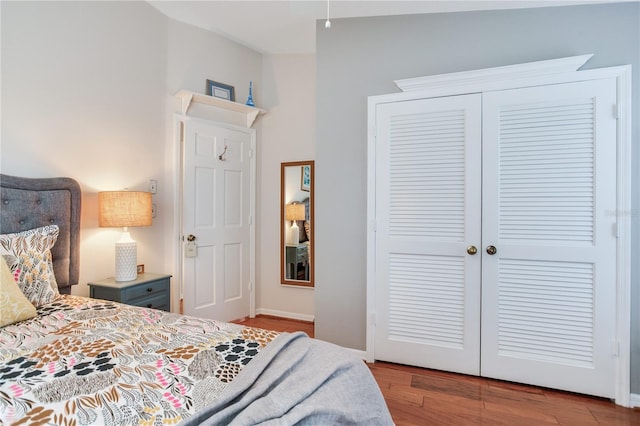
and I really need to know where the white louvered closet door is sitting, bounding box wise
[481,79,618,398]
[374,94,482,375]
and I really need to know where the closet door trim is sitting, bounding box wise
[394,54,593,93]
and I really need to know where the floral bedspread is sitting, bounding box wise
[0,295,279,425]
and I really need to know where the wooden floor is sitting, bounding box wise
[234,315,640,425]
[233,315,315,336]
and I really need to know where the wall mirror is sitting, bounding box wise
[281,161,314,287]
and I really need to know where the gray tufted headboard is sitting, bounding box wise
[0,174,81,294]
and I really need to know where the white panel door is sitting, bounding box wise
[481,79,618,397]
[374,94,482,375]
[182,118,254,322]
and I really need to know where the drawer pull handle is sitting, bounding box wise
[147,288,153,292]
[147,304,153,308]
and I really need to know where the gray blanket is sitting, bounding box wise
[181,332,394,425]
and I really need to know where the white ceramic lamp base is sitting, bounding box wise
[115,232,137,282]
[289,222,300,245]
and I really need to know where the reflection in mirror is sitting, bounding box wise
[281,161,314,287]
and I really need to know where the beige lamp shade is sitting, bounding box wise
[99,191,152,228]
[285,203,305,222]
[285,203,305,245]
[98,191,152,282]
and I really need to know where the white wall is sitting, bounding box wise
[166,18,262,109]
[164,16,263,311]
[1,1,169,297]
[1,1,316,321]
[257,54,316,320]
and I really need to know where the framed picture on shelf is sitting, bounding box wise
[301,165,311,191]
[206,79,235,102]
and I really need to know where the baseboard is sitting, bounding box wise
[346,348,369,361]
[254,311,371,360]
[255,308,314,323]
[630,393,640,408]
[253,311,372,362]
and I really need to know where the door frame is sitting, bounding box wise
[173,114,256,320]
[366,56,632,406]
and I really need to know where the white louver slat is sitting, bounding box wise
[499,99,595,242]
[389,110,466,240]
[388,254,465,347]
[497,259,594,366]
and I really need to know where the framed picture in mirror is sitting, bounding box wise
[301,165,311,191]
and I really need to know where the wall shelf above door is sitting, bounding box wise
[175,90,266,128]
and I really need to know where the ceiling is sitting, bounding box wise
[147,1,628,54]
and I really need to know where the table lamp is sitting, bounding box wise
[285,203,305,245]
[98,191,152,281]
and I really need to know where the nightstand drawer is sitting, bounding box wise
[127,293,168,310]
[297,247,308,262]
[286,244,308,263]
[88,273,172,312]
[123,279,168,301]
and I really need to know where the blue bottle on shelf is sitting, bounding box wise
[246,81,255,107]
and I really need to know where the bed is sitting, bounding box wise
[0,174,393,425]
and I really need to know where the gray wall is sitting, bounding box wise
[315,2,640,394]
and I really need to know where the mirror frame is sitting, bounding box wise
[280,161,314,287]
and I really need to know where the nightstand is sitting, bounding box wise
[88,273,172,312]
[285,244,309,280]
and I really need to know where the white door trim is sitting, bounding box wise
[614,64,632,408]
[172,115,183,313]
[173,114,256,319]
[366,60,632,406]
[394,54,593,93]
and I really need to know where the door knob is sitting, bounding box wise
[467,245,478,255]
[486,245,497,255]
[187,234,196,242]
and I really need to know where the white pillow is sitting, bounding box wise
[0,225,60,307]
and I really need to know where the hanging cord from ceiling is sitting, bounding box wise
[325,0,331,29]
